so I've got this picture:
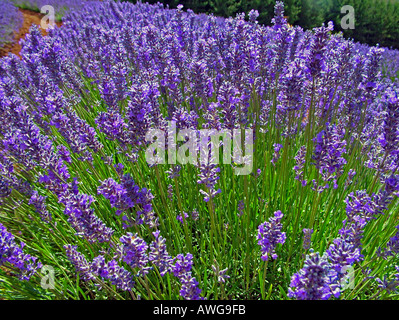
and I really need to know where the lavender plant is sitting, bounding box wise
[0,0,398,300]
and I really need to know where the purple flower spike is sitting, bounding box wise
[288,251,336,300]
[257,210,286,261]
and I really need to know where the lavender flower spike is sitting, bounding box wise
[257,210,286,261]
[288,251,336,300]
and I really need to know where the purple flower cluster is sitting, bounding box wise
[0,222,42,280]
[0,0,398,300]
[176,211,189,224]
[172,253,204,300]
[64,244,135,291]
[257,210,286,261]
[117,233,151,276]
[60,192,114,243]
[271,143,283,166]
[98,173,158,228]
[28,190,51,223]
[289,188,385,300]
[148,230,173,276]
[311,123,347,188]
[288,251,337,300]
[302,228,313,251]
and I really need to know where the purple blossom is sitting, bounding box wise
[60,192,114,243]
[172,253,204,300]
[65,244,135,291]
[257,210,286,261]
[344,190,378,221]
[288,252,336,300]
[378,94,399,157]
[248,9,259,24]
[29,190,51,223]
[179,272,204,300]
[118,233,151,275]
[172,253,194,278]
[64,244,95,281]
[166,165,181,179]
[148,230,173,276]
[0,0,23,47]
[293,145,307,184]
[305,22,334,80]
[271,143,283,166]
[0,223,42,280]
[176,211,189,224]
[312,123,347,183]
[91,256,135,291]
[98,174,158,228]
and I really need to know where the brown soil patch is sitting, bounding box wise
[0,8,62,58]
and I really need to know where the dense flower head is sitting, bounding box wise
[29,190,51,223]
[172,253,194,278]
[148,230,173,276]
[271,143,283,166]
[98,174,158,228]
[176,211,189,224]
[325,237,362,275]
[0,223,42,280]
[312,123,347,183]
[118,233,150,275]
[172,252,204,300]
[288,251,335,300]
[211,264,230,284]
[257,210,286,261]
[271,1,286,30]
[179,272,204,300]
[65,244,135,291]
[64,244,95,281]
[378,91,399,156]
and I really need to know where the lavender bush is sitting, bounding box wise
[0,0,398,300]
[0,0,23,48]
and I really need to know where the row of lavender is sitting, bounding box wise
[0,0,398,299]
[11,0,89,20]
[355,42,399,83]
[0,0,23,48]
[1,0,90,51]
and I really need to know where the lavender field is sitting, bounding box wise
[0,0,23,48]
[0,0,399,300]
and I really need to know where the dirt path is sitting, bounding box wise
[0,8,62,58]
